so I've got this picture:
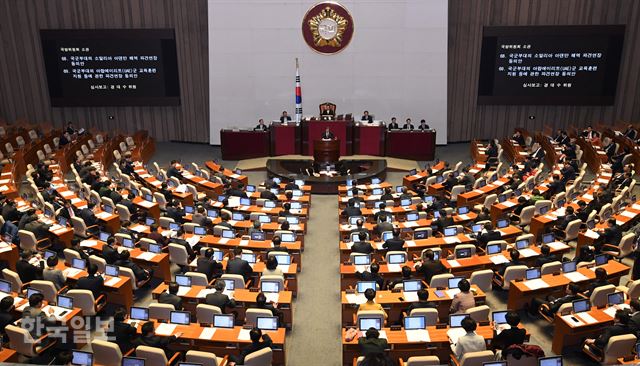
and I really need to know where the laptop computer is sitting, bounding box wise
[256,316,278,331]
[562,261,577,273]
[572,299,590,313]
[358,317,382,331]
[71,350,93,366]
[403,316,426,330]
[448,276,464,289]
[356,281,376,293]
[130,307,149,321]
[213,314,235,328]
[538,356,563,366]
[525,268,541,280]
[449,314,470,327]
[169,311,191,325]
[122,357,146,366]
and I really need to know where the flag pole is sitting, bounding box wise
[295,58,302,123]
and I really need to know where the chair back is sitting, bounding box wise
[213,225,229,236]
[450,185,466,201]
[429,273,453,288]
[590,284,615,308]
[185,272,209,287]
[63,248,82,265]
[502,265,528,290]
[70,217,90,238]
[6,324,38,357]
[149,303,175,321]
[118,266,139,290]
[563,219,582,241]
[469,270,493,293]
[2,269,22,292]
[405,356,441,366]
[453,244,476,259]
[168,243,189,266]
[534,200,552,215]
[409,308,438,326]
[245,308,274,327]
[91,340,123,366]
[541,261,562,275]
[17,230,38,252]
[29,280,57,303]
[465,305,490,322]
[355,310,385,327]
[384,251,407,263]
[67,289,97,316]
[116,204,131,222]
[243,347,273,366]
[603,334,637,364]
[185,350,222,366]
[196,304,222,325]
[89,255,107,274]
[482,194,497,210]
[617,233,636,258]
[625,279,640,299]
[221,274,246,289]
[135,346,169,365]
[519,206,535,226]
[459,350,495,366]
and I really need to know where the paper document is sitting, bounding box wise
[197,289,217,298]
[447,260,461,268]
[561,314,583,326]
[155,323,177,336]
[584,229,600,239]
[621,211,636,218]
[345,293,367,304]
[443,237,460,244]
[447,328,466,344]
[445,289,461,298]
[199,327,217,340]
[105,277,121,287]
[237,329,251,341]
[177,286,190,296]
[186,236,201,247]
[564,272,589,282]
[576,312,598,324]
[490,255,509,265]
[519,248,538,258]
[523,279,549,290]
[387,264,402,272]
[405,329,430,343]
[547,242,569,250]
[403,291,419,303]
[80,240,97,247]
[136,252,157,261]
[265,293,280,303]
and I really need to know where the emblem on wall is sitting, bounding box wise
[302,2,354,54]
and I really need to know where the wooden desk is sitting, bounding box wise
[457,177,511,207]
[552,306,615,354]
[402,162,446,188]
[54,263,134,309]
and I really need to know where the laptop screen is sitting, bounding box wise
[194,226,206,235]
[353,255,371,265]
[251,231,266,241]
[257,316,278,331]
[608,292,624,306]
[371,178,381,184]
[213,314,235,328]
[72,258,86,270]
[57,295,74,309]
[492,311,508,324]
[456,248,472,258]
[562,261,577,273]
[99,231,111,242]
[222,230,235,239]
[381,231,393,242]
[246,185,256,192]
[448,277,464,289]
[26,288,41,299]
[44,249,57,260]
[168,222,180,231]
[241,253,256,263]
[539,206,549,215]
[264,200,276,208]
[487,244,502,255]
[175,275,192,287]
[122,357,146,366]
[0,279,11,293]
[458,206,469,215]
[232,213,244,221]
[414,230,429,240]
[207,209,218,218]
[403,316,426,330]
[184,205,194,214]
[357,281,376,293]
[373,201,384,209]
[359,317,382,331]
[212,250,224,261]
[170,311,191,325]
[406,213,419,221]
[449,314,470,327]
[285,216,299,224]
[572,299,590,313]
[71,350,93,366]
[130,307,149,321]
[274,254,291,265]
[103,205,113,214]
[240,198,251,206]
[496,219,508,228]
[290,202,302,209]
[538,356,563,366]
[259,215,271,223]
[586,220,595,229]
[402,280,421,292]
[144,194,153,202]
[388,253,406,264]
[444,227,457,237]
[260,281,280,293]
[483,363,507,366]
[595,254,608,266]
[471,224,482,233]
[122,238,134,248]
[149,243,162,254]
[223,279,235,291]
[498,194,507,203]
[525,268,541,280]
[105,265,119,277]
[280,233,295,242]
[516,239,529,250]
[145,217,156,226]
[542,233,554,244]
[400,199,411,207]
[372,188,383,195]
[59,216,68,227]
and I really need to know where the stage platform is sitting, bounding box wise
[265,159,388,194]
[235,154,418,172]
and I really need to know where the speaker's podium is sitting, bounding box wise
[314,139,340,163]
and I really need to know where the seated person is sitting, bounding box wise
[205,279,237,313]
[42,256,66,290]
[450,279,475,314]
[135,321,182,357]
[388,266,414,290]
[102,237,120,264]
[158,282,183,310]
[254,118,268,131]
[585,309,633,355]
[254,292,284,327]
[405,288,437,314]
[387,117,399,130]
[108,306,139,352]
[355,262,384,290]
[381,229,405,252]
[115,250,152,283]
[531,283,582,317]
[584,268,609,296]
[16,251,43,283]
[226,247,253,282]
[358,288,388,321]
[477,222,501,249]
[228,328,273,366]
[266,236,289,254]
[0,296,15,342]
[352,232,374,254]
[262,256,283,277]
[491,311,526,352]
[510,196,532,223]
[358,327,389,357]
[361,111,373,123]
[498,249,524,276]
[341,201,361,218]
[280,111,292,122]
[414,249,446,284]
[453,317,487,359]
[402,118,414,130]
[534,244,555,267]
[76,263,105,299]
[21,293,56,338]
[196,248,224,281]
[147,224,168,246]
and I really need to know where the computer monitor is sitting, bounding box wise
[269,188,279,195]
[457,206,469,215]
[259,215,271,223]
[403,316,426,330]
[175,275,192,287]
[586,219,596,229]
[346,179,353,187]
[213,314,235,328]
[122,357,146,366]
[561,261,577,273]
[0,279,11,293]
[455,248,472,259]
[414,230,429,240]
[272,177,281,184]
[184,205,194,214]
[372,188,383,195]
[406,213,419,222]
[371,178,381,184]
[295,179,305,187]
[432,251,440,261]
[373,201,384,209]
[514,189,522,197]
[169,311,191,325]
[241,253,256,263]
[290,202,302,209]
[538,356,563,366]
[231,212,243,222]
[130,188,139,197]
[358,317,382,331]
[222,230,235,239]
[496,219,508,229]
[169,222,181,231]
[145,217,156,226]
[251,231,266,241]
[525,268,541,280]
[449,314,470,327]
[212,250,224,261]
[285,216,299,224]
[498,194,507,203]
[103,205,113,214]
[144,194,153,202]
[261,281,280,293]
[478,180,487,188]
[400,199,411,207]
[424,196,434,204]
[26,287,41,299]
[486,244,502,255]
[72,258,86,270]
[217,195,227,202]
[99,231,111,242]
[353,255,371,265]
[194,226,206,236]
[223,279,235,291]
[448,276,464,289]
[246,185,256,192]
[122,237,135,249]
[444,227,457,237]
[264,200,276,209]
[539,206,549,215]
[482,362,507,366]
[59,216,68,227]
[608,291,625,306]
[71,350,94,366]
[57,294,74,310]
[149,243,162,254]
[388,253,406,264]
[515,239,529,250]
[556,199,566,207]
[357,281,377,293]
[274,254,291,265]
[44,208,53,217]
[433,211,441,219]
[402,280,421,292]
[207,209,218,218]
[436,176,444,183]
[257,316,278,331]
[130,307,149,321]
[471,224,482,233]
[381,231,394,242]
[492,311,508,324]
[280,233,295,242]
[572,299,590,313]
[595,254,608,266]
[240,198,251,206]
[44,249,57,260]
[105,265,119,277]
[542,233,554,244]
[292,190,303,197]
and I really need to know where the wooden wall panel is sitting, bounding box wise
[0,0,209,142]
[448,0,640,142]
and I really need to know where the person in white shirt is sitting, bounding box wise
[454,317,487,359]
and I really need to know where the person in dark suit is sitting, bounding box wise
[530,143,545,161]
[321,127,335,140]
[279,111,292,123]
[575,200,589,222]
[418,119,430,131]
[16,251,42,283]
[228,328,273,366]
[604,140,617,159]
[165,201,186,224]
[554,206,577,232]
[531,283,582,317]
[115,250,151,283]
[355,263,384,290]
[405,289,437,314]
[347,188,365,207]
[560,163,576,185]
[443,173,457,192]
[147,224,168,247]
[585,309,633,355]
[352,232,374,254]
[205,279,237,313]
[169,228,196,261]
[628,300,640,335]
[361,111,373,123]
[373,203,392,224]
[102,237,120,264]
[260,189,278,201]
[253,292,285,327]
[197,248,223,281]
[227,183,248,198]
[266,236,289,254]
[341,201,362,218]
[492,311,526,352]
[226,247,253,282]
[402,118,414,130]
[119,193,138,220]
[76,263,104,299]
[135,321,182,357]
[387,117,399,130]
[69,238,90,260]
[78,202,99,227]
[158,282,183,310]
[166,160,183,180]
[534,245,556,267]
[512,131,525,146]
[0,297,15,342]
[192,206,210,227]
[623,124,638,140]
[434,210,454,235]
[254,119,268,131]
[108,307,139,352]
[23,216,51,240]
[414,250,446,284]
[57,200,77,222]
[380,187,394,201]
[382,229,405,252]
[477,223,501,249]
[358,328,389,357]
[597,218,622,253]
[1,200,19,223]
[582,126,598,140]
[497,249,525,276]
[546,174,564,197]
[584,268,610,297]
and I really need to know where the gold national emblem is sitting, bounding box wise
[302,2,354,54]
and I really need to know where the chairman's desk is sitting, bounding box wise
[342,324,529,365]
[341,287,485,325]
[385,130,436,161]
[220,130,270,160]
[133,320,287,366]
[506,260,629,311]
[152,283,293,330]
